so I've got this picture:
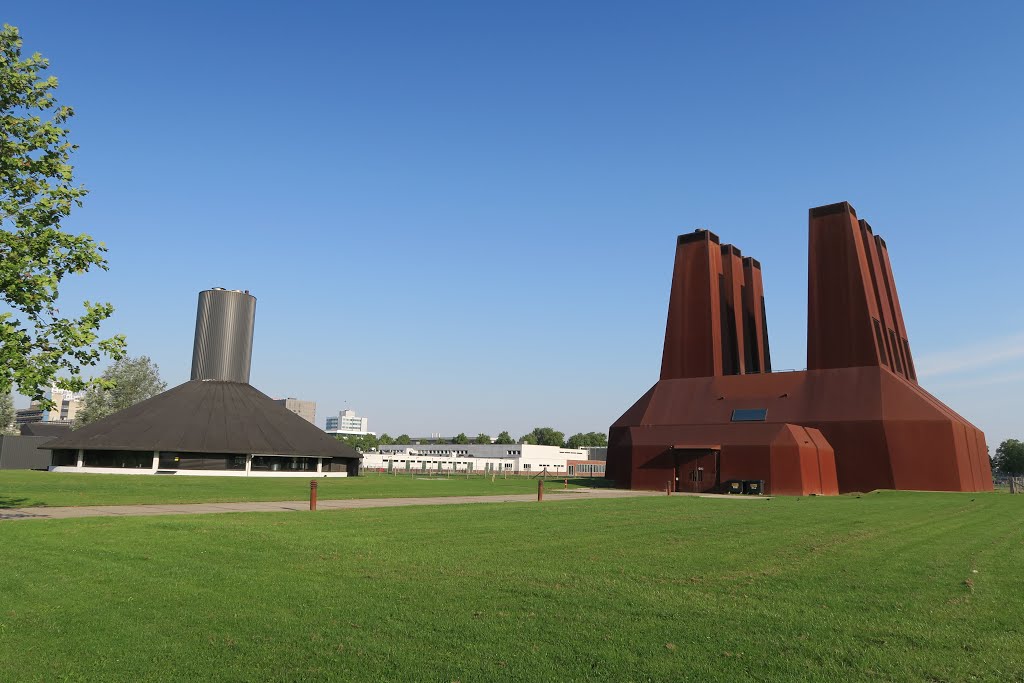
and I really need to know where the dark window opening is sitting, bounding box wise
[872,319,888,366]
[888,330,904,373]
[160,452,246,470]
[251,456,317,472]
[51,449,77,467]
[742,285,760,374]
[719,275,740,375]
[83,450,153,469]
[731,409,768,422]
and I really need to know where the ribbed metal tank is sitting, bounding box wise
[190,288,256,383]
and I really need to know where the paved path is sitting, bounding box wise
[0,488,703,521]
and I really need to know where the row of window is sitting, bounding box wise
[50,451,347,473]
[381,459,566,471]
[871,318,917,380]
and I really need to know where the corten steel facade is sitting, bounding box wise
[607,202,992,495]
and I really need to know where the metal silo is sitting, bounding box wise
[190,288,257,383]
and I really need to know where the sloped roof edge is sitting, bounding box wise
[43,380,360,460]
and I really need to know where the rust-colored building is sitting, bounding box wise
[607,202,992,495]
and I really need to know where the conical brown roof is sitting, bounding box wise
[44,380,360,460]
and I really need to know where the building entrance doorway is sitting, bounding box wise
[672,448,720,493]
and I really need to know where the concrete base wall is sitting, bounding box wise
[49,466,349,477]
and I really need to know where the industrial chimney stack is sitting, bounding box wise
[190,288,256,383]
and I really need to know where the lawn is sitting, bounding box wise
[0,470,601,508]
[1,491,1021,681]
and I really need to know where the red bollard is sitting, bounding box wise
[564,478,568,489]
[538,479,544,502]
[666,480,672,496]
[310,480,318,511]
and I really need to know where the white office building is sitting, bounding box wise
[326,408,374,436]
[361,443,605,476]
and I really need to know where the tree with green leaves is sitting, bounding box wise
[452,432,470,444]
[0,24,125,409]
[336,433,379,452]
[474,433,491,444]
[378,433,395,446]
[0,390,14,435]
[75,356,167,427]
[993,439,1024,476]
[494,431,515,445]
[566,431,609,449]
[520,427,565,447]
[394,434,411,445]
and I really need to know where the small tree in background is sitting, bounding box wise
[453,432,470,444]
[993,439,1024,476]
[0,391,14,434]
[75,356,166,427]
[474,433,491,444]
[520,427,565,447]
[494,431,515,444]
[394,434,411,445]
[566,432,609,449]
[378,433,395,446]
[337,433,379,452]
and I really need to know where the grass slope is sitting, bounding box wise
[1,491,1022,681]
[0,471,597,508]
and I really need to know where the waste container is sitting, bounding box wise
[724,480,744,495]
[743,479,764,495]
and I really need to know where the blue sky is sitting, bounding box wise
[7,1,1023,446]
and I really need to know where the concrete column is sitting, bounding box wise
[76,448,83,468]
[316,458,323,474]
[152,451,160,470]
[245,454,252,477]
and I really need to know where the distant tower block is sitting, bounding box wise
[191,288,257,383]
[660,230,771,380]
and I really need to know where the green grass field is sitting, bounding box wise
[1,491,1021,681]
[0,470,601,508]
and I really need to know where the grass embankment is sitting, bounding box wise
[1,491,1022,681]
[0,470,602,508]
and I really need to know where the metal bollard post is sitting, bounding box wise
[309,480,318,511]
[538,479,544,502]
[666,480,672,496]
[564,478,568,489]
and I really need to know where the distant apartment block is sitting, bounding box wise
[17,386,85,428]
[41,386,86,424]
[326,408,373,436]
[14,408,44,427]
[273,398,316,424]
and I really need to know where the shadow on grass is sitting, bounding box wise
[0,497,34,509]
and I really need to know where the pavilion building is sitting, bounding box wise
[45,288,360,477]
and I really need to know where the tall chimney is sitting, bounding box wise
[660,230,771,379]
[806,202,916,381]
[190,288,256,383]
